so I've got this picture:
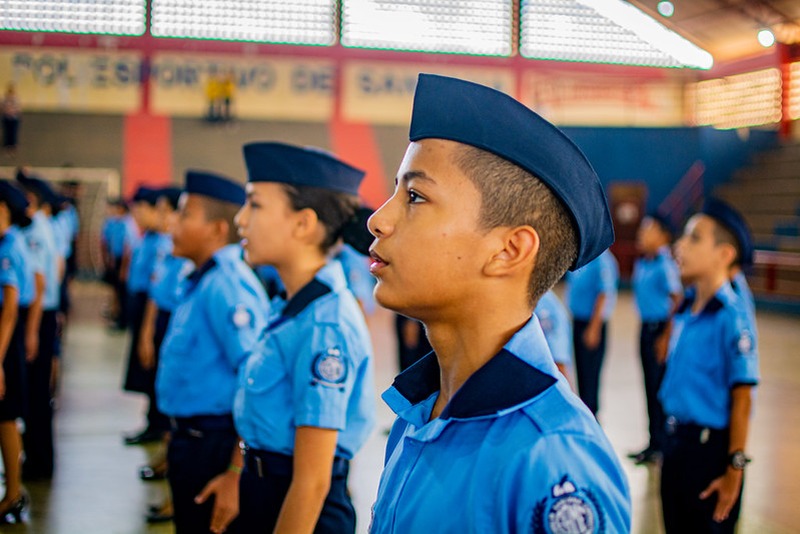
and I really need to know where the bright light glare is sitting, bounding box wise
[521,0,712,69]
[0,0,146,35]
[150,0,336,45]
[657,1,674,18]
[341,0,513,56]
[757,29,776,48]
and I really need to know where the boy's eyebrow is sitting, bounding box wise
[397,170,436,185]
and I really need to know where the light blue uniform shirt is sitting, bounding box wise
[127,231,170,294]
[659,283,759,430]
[565,249,619,321]
[731,270,755,322]
[157,245,268,417]
[534,290,572,366]
[371,317,630,533]
[149,246,193,313]
[235,260,376,460]
[632,246,682,322]
[0,228,34,307]
[336,244,377,315]
[22,212,60,311]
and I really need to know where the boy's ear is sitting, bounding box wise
[717,241,738,268]
[214,218,231,242]
[484,225,540,277]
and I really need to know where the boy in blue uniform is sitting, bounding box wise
[629,214,682,464]
[0,180,33,523]
[535,289,573,378]
[231,142,376,534]
[123,186,172,445]
[565,248,619,417]
[659,198,759,533]
[156,171,268,534]
[15,174,61,480]
[101,199,139,329]
[367,74,630,533]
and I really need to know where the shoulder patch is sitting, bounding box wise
[231,305,254,329]
[532,476,604,534]
[737,329,753,354]
[311,347,348,388]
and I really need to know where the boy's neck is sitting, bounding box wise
[425,299,533,420]
[192,241,228,269]
[691,271,729,314]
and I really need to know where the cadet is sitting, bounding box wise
[0,180,33,523]
[232,142,376,534]
[629,213,682,465]
[534,288,572,378]
[367,74,630,533]
[137,187,190,473]
[659,198,759,533]
[565,248,619,417]
[155,171,267,534]
[123,186,172,446]
[101,199,139,329]
[15,173,61,480]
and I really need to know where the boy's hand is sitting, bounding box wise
[699,467,743,523]
[195,470,239,533]
[138,336,155,370]
[583,323,601,350]
[25,332,39,362]
[654,332,669,364]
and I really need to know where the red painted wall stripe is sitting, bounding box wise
[122,113,172,199]
[329,120,390,209]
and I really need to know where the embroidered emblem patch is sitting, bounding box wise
[532,476,603,534]
[737,329,753,354]
[311,347,347,387]
[231,305,253,329]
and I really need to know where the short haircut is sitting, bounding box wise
[709,217,741,267]
[452,145,578,306]
[281,184,360,253]
[198,196,240,244]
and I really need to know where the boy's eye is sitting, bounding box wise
[408,189,425,204]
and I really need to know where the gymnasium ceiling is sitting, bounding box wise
[628,0,800,62]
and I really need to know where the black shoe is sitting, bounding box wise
[123,428,164,446]
[139,465,167,481]
[146,507,174,524]
[0,493,29,525]
[632,449,663,465]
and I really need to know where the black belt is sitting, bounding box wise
[665,417,727,444]
[170,414,235,437]
[241,445,349,479]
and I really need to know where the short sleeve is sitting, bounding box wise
[598,255,617,295]
[504,434,631,534]
[0,251,19,290]
[292,323,356,431]
[725,309,759,387]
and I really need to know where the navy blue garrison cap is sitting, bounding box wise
[132,186,159,205]
[701,197,754,267]
[156,187,183,209]
[0,179,30,213]
[185,170,246,206]
[409,74,614,270]
[16,173,60,207]
[243,142,365,196]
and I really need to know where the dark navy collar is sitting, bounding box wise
[392,348,557,420]
[677,288,724,315]
[268,278,331,330]
[185,258,217,294]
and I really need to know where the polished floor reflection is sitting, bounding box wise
[1,282,798,533]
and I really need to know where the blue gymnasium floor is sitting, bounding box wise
[2,281,799,534]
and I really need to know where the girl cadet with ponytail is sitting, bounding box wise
[232,142,376,534]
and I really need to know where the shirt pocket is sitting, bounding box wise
[243,351,286,394]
